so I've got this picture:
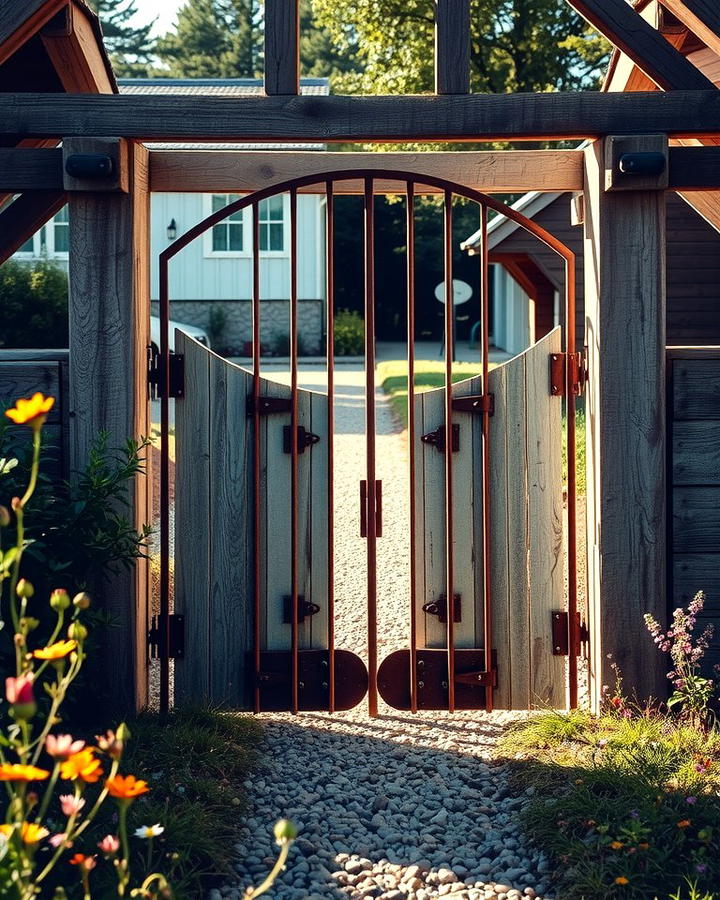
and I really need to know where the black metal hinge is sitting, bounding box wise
[550,352,587,398]
[551,610,589,656]
[421,424,460,453]
[246,395,292,416]
[283,595,321,624]
[148,346,185,400]
[452,393,495,415]
[148,614,185,660]
[283,425,320,454]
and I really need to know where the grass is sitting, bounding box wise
[501,709,720,900]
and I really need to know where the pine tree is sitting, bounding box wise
[87,0,155,77]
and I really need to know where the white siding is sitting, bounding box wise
[492,265,532,356]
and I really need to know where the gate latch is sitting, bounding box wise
[148,614,185,660]
[551,610,589,656]
[421,424,460,453]
[422,592,461,624]
[283,425,320,454]
[283,595,321,624]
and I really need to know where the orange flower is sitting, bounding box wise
[105,774,150,801]
[33,640,77,660]
[0,763,49,782]
[60,749,103,784]
[615,877,629,886]
[69,853,97,871]
[610,840,624,850]
[638,841,650,850]
[4,393,55,429]
[0,822,49,844]
[677,819,691,829]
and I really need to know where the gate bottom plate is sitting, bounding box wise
[377,648,498,711]
[255,649,368,712]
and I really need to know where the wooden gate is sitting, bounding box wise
[159,169,581,715]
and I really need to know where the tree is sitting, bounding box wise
[310,0,610,94]
[87,0,155,77]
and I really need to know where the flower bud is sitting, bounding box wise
[273,819,297,845]
[50,589,71,611]
[20,617,40,633]
[67,622,88,642]
[6,673,36,720]
[17,579,34,599]
[0,506,10,527]
[72,592,91,610]
[11,497,21,511]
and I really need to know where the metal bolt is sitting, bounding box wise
[441,680,448,689]
[418,680,425,689]
[298,681,305,690]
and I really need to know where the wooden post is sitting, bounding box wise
[66,138,150,712]
[264,0,299,96]
[583,136,667,709]
[435,0,470,94]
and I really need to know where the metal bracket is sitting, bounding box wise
[452,394,495,416]
[550,352,587,398]
[148,614,185,660]
[148,347,185,400]
[283,425,320,454]
[421,424,460,453]
[422,592,461,624]
[247,395,292,416]
[454,668,497,687]
[283,595,321,624]
[551,610,589,656]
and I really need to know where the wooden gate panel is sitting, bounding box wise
[308,390,330,650]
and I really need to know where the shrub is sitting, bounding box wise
[206,304,227,351]
[334,309,364,356]
[0,259,68,349]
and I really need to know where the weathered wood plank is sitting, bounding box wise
[673,486,720,551]
[435,0,470,95]
[669,147,720,191]
[0,0,68,67]
[660,0,720,59]
[264,0,299,96]
[526,328,565,707]
[4,91,720,142]
[0,191,66,265]
[0,361,63,421]
[419,387,447,650]
[566,0,714,90]
[0,148,63,190]
[41,2,116,94]
[308,390,329,650]
[174,333,211,704]
[673,421,720,485]
[148,150,585,194]
[672,358,720,419]
[296,386,313,651]
[673,553,720,608]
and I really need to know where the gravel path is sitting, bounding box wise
[214,368,554,900]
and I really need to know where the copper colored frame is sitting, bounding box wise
[158,168,579,714]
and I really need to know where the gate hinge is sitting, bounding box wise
[283,425,320,454]
[421,424,460,453]
[452,393,495,416]
[247,395,292,416]
[551,610,589,656]
[454,668,497,687]
[148,614,185,660]
[148,346,185,400]
[550,352,587,398]
[283,595,321,624]
[422,592,462,624]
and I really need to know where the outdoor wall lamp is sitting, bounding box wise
[167,219,177,241]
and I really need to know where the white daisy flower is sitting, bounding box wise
[134,824,164,839]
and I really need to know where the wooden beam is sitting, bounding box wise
[435,0,470,94]
[566,0,714,90]
[149,149,585,193]
[3,90,720,141]
[0,0,68,67]
[41,2,115,93]
[0,148,63,190]
[67,139,150,712]
[660,0,720,58]
[264,0,299,95]
[669,145,720,188]
[0,190,66,264]
[583,136,667,708]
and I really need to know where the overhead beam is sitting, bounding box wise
[659,0,720,58]
[669,145,720,189]
[0,0,68,67]
[435,0,471,94]
[3,91,720,142]
[0,147,63,189]
[40,2,116,93]
[0,190,66,264]
[565,0,714,90]
[264,0,299,95]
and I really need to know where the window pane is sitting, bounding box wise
[18,237,34,253]
[260,195,284,221]
[54,226,69,253]
[55,206,69,223]
[212,225,227,252]
[212,194,226,214]
[228,223,243,251]
[269,223,283,251]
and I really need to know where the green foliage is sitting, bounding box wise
[378,359,484,426]
[87,0,156,77]
[334,309,364,356]
[0,259,68,349]
[206,304,228,351]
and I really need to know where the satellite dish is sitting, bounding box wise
[434,279,472,306]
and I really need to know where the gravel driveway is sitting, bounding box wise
[215,366,554,900]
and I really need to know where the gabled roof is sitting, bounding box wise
[460,192,561,254]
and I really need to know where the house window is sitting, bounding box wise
[16,236,34,255]
[210,194,244,253]
[53,206,69,255]
[259,196,284,252]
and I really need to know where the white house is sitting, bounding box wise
[14,78,330,355]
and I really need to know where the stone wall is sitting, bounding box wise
[151,299,324,355]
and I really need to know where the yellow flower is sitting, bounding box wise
[33,640,77,660]
[0,822,50,844]
[105,774,150,801]
[610,840,623,850]
[0,764,50,782]
[615,876,629,886]
[4,394,55,429]
[60,749,103,784]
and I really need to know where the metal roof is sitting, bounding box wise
[118,77,329,96]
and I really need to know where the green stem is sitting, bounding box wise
[35,761,60,824]
[246,842,291,899]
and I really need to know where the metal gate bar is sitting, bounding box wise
[289,188,300,714]
[252,200,262,713]
[158,249,171,713]
[565,255,579,708]
[406,181,418,714]
[480,204,494,713]
[325,181,336,713]
[443,189,457,712]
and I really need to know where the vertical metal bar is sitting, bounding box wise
[566,256,579,708]
[252,201,262,714]
[480,204,494,713]
[443,189,456,713]
[364,177,379,717]
[159,261,170,713]
[290,188,300,715]
[406,181,419,714]
[325,181,336,713]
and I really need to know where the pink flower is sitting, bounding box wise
[686,796,697,805]
[59,794,86,817]
[98,834,120,855]
[49,833,72,848]
[46,734,85,760]
[6,674,34,705]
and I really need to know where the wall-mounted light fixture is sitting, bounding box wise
[167,218,177,241]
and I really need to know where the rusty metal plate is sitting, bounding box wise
[377,648,498,711]
[255,649,368,712]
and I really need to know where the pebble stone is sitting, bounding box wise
[211,370,556,900]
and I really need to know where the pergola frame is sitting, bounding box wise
[1,0,719,711]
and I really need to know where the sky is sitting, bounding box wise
[128,0,185,38]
